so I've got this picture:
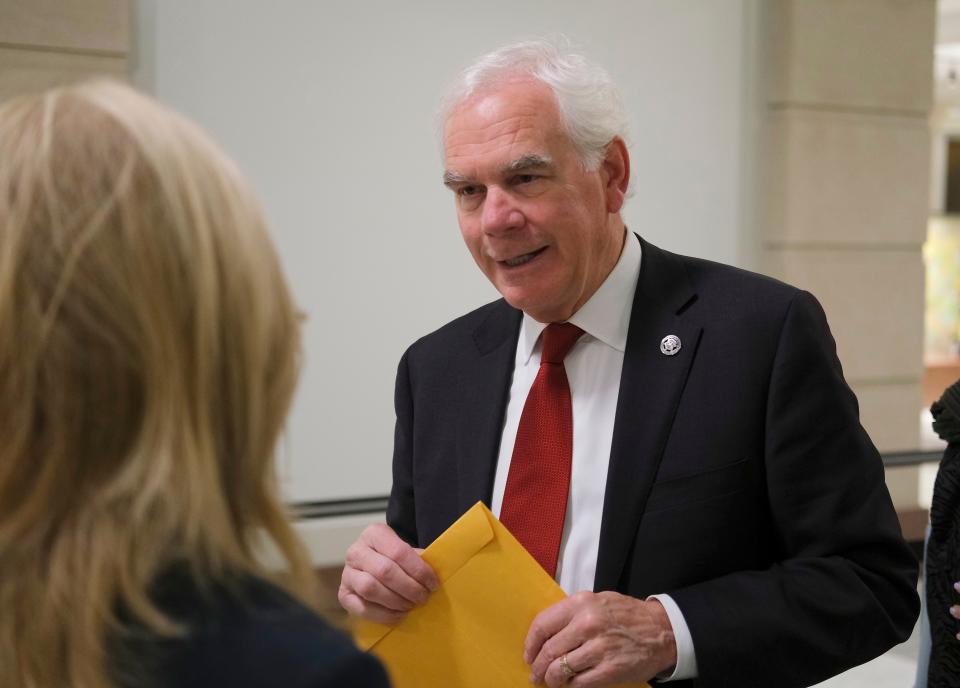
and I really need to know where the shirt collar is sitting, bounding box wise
[517,232,642,365]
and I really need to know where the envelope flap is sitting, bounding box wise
[421,501,494,582]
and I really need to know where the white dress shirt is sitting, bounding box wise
[490,233,697,681]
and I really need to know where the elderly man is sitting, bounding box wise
[339,40,919,687]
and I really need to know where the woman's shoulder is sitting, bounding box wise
[132,570,390,688]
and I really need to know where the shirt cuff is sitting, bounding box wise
[646,594,698,681]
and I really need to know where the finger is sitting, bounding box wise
[530,623,586,683]
[542,640,600,688]
[362,524,439,591]
[340,564,420,612]
[564,639,627,688]
[543,655,576,688]
[954,581,960,594]
[544,656,570,688]
[543,640,603,686]
[337,589,407,624]
[346,538,431,605]
[530,598,599,682]
[950,605,960,620]
[525,595,585,663]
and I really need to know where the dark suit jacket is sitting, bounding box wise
[113,570,390,688]
[387,237,918,687]
[926,380,960,687]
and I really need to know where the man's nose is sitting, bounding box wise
[480,187,524,235]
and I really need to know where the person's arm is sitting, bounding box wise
[525,291,919,688]
[664,291,919,686]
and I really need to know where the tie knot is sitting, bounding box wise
[540,322,584,364]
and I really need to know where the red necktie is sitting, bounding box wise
[500,322,584,578]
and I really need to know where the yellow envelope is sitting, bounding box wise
[354,502,649,687]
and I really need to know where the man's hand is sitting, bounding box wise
[525,592,677,687]
[337,523,439,624]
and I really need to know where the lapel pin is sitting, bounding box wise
[660,334,681,356]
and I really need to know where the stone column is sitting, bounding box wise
[0,0,129,102]
[759,0,936,506]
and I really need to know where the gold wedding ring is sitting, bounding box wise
[560,653,577,681]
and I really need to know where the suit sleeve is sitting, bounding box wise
[386,347,418,546]
[667,290,919,687]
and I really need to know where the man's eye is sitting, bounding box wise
[514,174,536,185]
[456,185,483,210]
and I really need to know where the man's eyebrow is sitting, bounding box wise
[502,154,554,174]
[442,154,554,187]
[442,170,471,187]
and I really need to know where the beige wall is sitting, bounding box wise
[760,0,936,506]
[0,0,129,102]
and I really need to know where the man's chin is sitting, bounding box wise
[498,291,569,323]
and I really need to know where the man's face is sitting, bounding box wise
[442,79,625,323]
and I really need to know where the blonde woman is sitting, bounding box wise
[0,81,389,688]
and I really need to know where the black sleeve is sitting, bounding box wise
[385,347,418,546]
[669,290,920,687]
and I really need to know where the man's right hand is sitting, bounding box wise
[338,523,439,624]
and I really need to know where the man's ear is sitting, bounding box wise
[601,137,630,214]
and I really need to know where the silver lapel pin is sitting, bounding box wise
[660,334,681,356]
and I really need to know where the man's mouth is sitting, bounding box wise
[500,246,547,267]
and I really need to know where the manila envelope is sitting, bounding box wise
[354,502,649,687]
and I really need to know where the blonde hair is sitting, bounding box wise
[0,80,315,687]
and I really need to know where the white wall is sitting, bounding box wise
[132,0,757,503]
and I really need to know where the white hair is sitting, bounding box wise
[439,38,630,171]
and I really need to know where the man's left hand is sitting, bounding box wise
[525,592,677,687]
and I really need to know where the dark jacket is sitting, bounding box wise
[113,569,389,688]
[387,236,919,687]
[927,379,960,688]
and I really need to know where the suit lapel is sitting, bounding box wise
[594,237,703,592]
[456,301,522,514]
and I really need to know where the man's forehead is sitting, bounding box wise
[444,80,560,143]
[442,88,567,180]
